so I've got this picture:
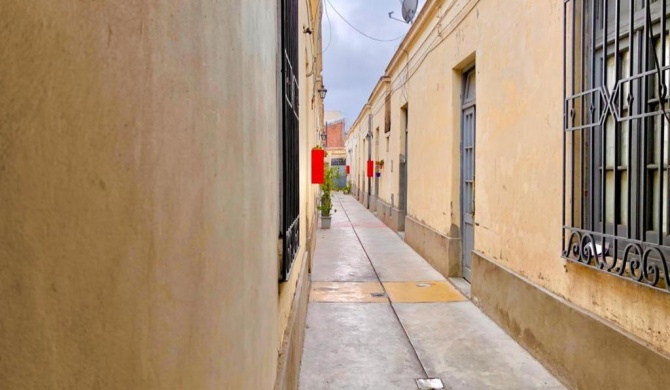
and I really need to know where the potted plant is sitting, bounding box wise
[375,160,384,177]
[318,166,340,229]
[343,180,352,194]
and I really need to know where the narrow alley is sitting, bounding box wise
[299,193,564,389]
[5,0,670,389]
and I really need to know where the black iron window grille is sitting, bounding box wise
[563,0,670,292]
[331,158,346,166]
[280,0,300,282]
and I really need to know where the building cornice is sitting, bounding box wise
[386,0,445,76]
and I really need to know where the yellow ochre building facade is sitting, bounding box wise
[345,0,670,388]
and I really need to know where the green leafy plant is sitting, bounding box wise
[317,166,340,216]
[313,144,328,157]
[343,181,352,194]
[375,160,384,174]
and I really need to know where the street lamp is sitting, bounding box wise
[318,85,327,100]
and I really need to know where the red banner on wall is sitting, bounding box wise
[367,160,373,178]
[311,149,325,184]
[346,165,350,174]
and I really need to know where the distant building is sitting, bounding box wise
[324,111,346,188]
[324,111,345,149]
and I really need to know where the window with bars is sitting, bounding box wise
[563,0,670,292]
[279,0,300,282]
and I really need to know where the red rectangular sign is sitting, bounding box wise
[346,165,350,174]
[367,160,373,178]
[311,149,325,184]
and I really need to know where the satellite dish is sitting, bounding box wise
[401,0,418,23]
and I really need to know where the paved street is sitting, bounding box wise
[299,193,565,390]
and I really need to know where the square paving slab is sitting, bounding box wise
[393,302,566,390]
[312,230,378,282]
[310,281,387,303]
[370,256,447,282]
[383,281,466,303]
[299,303,425,389]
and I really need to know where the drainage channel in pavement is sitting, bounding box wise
[299,193,565,390]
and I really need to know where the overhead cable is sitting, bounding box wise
[322,0,333,53]
[326,0,406,43]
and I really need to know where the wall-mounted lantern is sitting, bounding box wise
[318,85,328,100]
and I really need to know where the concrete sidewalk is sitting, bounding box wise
[299,193,565,390]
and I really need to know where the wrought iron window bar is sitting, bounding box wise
[280,0,300,282]
[563,0,670,293]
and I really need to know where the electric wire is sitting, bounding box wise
[365,29,444,119]
[367,4,455,119]
[326,0,407,42]
[322,0,333,54]
[350,0,462,124]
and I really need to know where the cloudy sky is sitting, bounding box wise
[321,0,426,131]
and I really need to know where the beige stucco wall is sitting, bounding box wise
[387,73,410,210]
[345,125,355,184]
[327,150,346,164]
[347,0,670,354]
[278,0,322,347]
[347,105,371,195]
[385,0,471,234]
[368,81,390,203]
[354,127,362,194]
[0,0,320,388]
[469,0,670,353]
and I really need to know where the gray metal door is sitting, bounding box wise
[331,158,347,189]
[399,128,408,211]
[461,69,476,281]
[336,166,346,188]
[399,106,408,226]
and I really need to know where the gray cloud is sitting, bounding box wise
[321,0,425,131]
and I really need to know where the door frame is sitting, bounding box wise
[460,66,476,281]
[398,104,409,228]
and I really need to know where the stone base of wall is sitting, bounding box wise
[404,215,461,277]
[306,210,317,273]
[274,251,311,390]
[375,198,406,232]
[369,195,377,212]
[471,251,670,390]
[360,193,369,208]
